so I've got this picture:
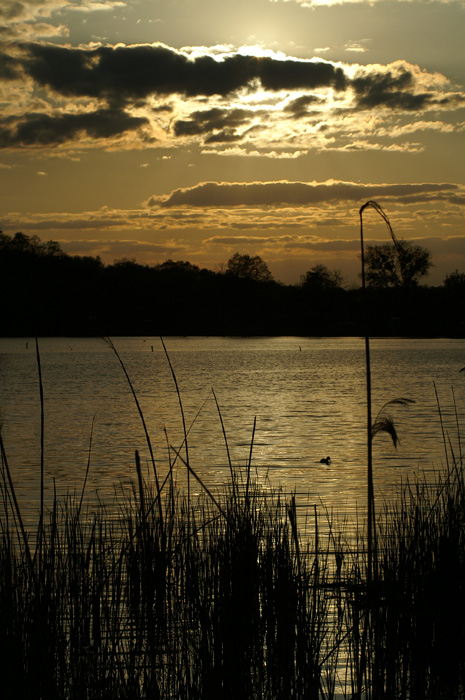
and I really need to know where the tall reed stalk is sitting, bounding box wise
[34,337,45,567]
[359,200,399,590]
[104,337,164,529]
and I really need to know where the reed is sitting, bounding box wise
[359,200,400,591]
[370,452,465,699]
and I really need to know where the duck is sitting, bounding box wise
[319,456,331,465]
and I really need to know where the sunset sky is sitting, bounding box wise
[1,0,464,285]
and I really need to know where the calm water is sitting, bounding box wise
[1,336,464,524]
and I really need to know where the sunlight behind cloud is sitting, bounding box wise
[2,39,463,158]
[237,45,289,60]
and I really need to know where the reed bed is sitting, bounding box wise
[1,334,464,699]
[2,422,465,699]
[0,462,334,699]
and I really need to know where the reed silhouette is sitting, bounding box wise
[1,331,464,699]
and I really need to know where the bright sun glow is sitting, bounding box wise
[237,45,289,60]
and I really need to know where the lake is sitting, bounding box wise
[1,335,464,526]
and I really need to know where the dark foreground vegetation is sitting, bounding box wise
[1,425,465,699]
[1,336,465,699]
[1,231,465,337]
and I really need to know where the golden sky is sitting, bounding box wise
[1,0,464,284]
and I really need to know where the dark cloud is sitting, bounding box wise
[4,42,460,126]
[0,0,64,22]
[0,0,26,21]
[284,94,325,118]
[0,107,148,147]
[204,130,244,143]
[0,50,21,80]
[14,41,457,120]
[2,42,462,154]
[19,43,244,100]
[353,67,414,95]
[258,56,346,92]
[358,90,443,111]
[351,67,453,111]
[18,43,347,103]
[148,180,460,209]
[173,107,250,142]
[152,103,173,113]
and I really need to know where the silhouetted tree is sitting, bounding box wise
[226,253,273,282]
[300,264,344,290]
[0,231,64,257]
[443,270,465,289]
[365,240,432,288]
[113,256,138,267]
[1,229,462,336]
[155,260,201,273]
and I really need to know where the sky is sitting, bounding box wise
[1,0,464,286]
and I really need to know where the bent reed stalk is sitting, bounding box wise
[1,338,465,698]
[359,200,400,591]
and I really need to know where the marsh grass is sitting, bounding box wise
[1,337,465,699]
[0,459,334,699]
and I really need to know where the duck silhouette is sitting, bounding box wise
[319,456,331,465]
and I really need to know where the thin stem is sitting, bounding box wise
[212,388,237,507]
[246,416,257,506]
[365,335,374,588]
[76,414,96,522]
[359,201,395,588]
[35,337,45,567]
[160,336,190,511]
[0,430,36,583]
[103,337,164,529]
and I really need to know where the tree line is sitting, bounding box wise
[1,231,464,337]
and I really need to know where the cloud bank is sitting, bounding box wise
[1,42,463,153]
[147,180,463,208]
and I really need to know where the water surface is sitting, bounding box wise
[1,336,464,525]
